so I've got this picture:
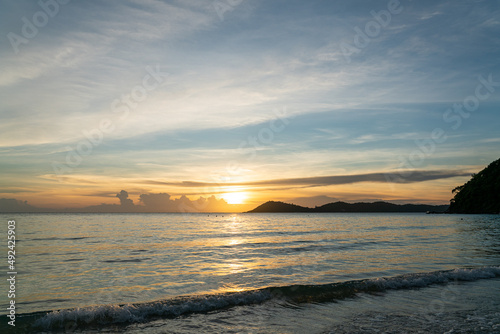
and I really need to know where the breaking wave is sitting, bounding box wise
[22,266,500,331]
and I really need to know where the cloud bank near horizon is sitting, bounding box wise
[0,190,234,213]
[0,169,470,212]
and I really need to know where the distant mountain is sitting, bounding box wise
[448,158,500,214]
[247,201,313,213]
[315,201,449,213]
[248,200,449,213]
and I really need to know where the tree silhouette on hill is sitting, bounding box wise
[448,158,500,214]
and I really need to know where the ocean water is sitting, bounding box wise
[0,213,499,333]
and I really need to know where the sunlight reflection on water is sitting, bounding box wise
[2,212,499,315]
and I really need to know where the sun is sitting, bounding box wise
[222,192,247,205]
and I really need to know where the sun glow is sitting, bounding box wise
[222,192,247,205]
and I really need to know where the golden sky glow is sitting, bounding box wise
[222,192,248,205]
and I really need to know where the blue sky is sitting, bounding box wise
[1,0,499,210]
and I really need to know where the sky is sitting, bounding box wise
[1,0,499,212]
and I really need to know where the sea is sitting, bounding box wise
[0,213,499,333]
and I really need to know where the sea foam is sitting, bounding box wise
[32,266,500,330]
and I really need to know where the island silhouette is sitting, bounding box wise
[247,201,449,213]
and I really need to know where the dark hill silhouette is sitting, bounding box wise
[247,201,313,212]
[448,158,500,214]
[248,200,449,213]
[315,201,449,213]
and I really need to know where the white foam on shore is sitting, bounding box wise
[33,290,272,329]
[366,266,500,290]
[32,266,500,330]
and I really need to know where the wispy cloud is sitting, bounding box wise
[145,170,471,188]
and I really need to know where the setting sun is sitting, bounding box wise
[222,192,247,205]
